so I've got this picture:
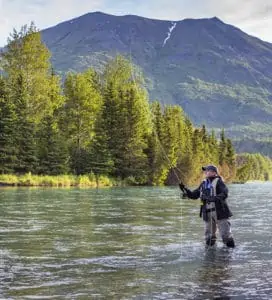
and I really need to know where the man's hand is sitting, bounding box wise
[179,182,186,191]
[181,191,189,199]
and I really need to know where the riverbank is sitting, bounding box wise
[0,174,115,187]
[2,174,269,188]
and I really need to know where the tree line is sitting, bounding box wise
[0,24,270,185]
[236,153,272,182]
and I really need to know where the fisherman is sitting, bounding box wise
[179,165,235,248]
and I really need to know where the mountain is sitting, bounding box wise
[32,12,272,133]
[233,139,272,158]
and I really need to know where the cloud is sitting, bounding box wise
[0,0,106,45]
[206,0,272,21]
[137,0,272,42]
[205,0,272,42]
[0,0,271,46]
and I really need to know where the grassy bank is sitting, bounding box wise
[0,173,115,187]
[1,173,268,188]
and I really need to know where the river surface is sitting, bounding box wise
[0,183,272,299]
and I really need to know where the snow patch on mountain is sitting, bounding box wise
[162,22,176,47]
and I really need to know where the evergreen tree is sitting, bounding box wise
[163,105,186,185]
[190,129,206,183]
[208,129,219,163]
[88,103,114,179]
[225,138,236,180]
[219,129,227,165]
[146,102,167,185]
[219,129,232,179]
[226,139,236,166]
[0,76,17,173]
[37,115,69,175]
[102,57,151,181]
[36,70,68,175]
[201,125,208,143]
[13,74,38,173]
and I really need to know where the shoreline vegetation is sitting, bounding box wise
[0,174,270,187]
[0,174,114,187]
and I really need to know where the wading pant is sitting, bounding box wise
[205,211,233,245]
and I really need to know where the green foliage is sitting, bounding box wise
[235,153,272,182]
[0,173,114,187]
[0,23,269,185]
[219,129,227,165]
[1,23,55,122]
[0,76,17,173]
[178,77,272,113]
[146,101,168,185]
[101,56,151,181]
[37,115,69,175]
[146,102,238,185]
[62,69,102,174]
[0,23,65,175]
[88,107,114,177]
[12,74,38,173]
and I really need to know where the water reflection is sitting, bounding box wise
[194,247,233,299]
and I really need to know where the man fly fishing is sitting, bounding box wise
[179,165,235,248]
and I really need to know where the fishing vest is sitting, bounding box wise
[200,177,219,216]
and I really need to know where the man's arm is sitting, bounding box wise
[186,187,201,199]
[179,183,201,200]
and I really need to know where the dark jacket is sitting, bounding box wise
[185,176,233,221]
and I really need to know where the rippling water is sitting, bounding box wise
[0,183,272,299]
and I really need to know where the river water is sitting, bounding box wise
[0,183,272,299]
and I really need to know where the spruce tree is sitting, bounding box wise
[102,57,151,182]
[13,74,38,173]
[163,105,186,185]
[88,103,114,178]
[146,102,167,185]
[0,77,17,173]
[225,138,236,180]
[37,115,69,175]
[209,130,219,164]
[36,70,68,175]
[219,129,227,165]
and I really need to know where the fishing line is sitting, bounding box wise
[128,33,185,268]
[125,33,270,295]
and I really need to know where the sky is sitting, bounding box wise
[0,0,271,46]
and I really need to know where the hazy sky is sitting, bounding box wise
[0,0,271,46]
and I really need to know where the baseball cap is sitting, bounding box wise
[202,165,218,173]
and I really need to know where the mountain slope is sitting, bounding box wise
[41,12,272,129]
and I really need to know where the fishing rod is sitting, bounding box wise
[128,39,183,185]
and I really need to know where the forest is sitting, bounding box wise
[0,24,271,186]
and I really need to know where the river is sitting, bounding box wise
[0,183,272,299]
